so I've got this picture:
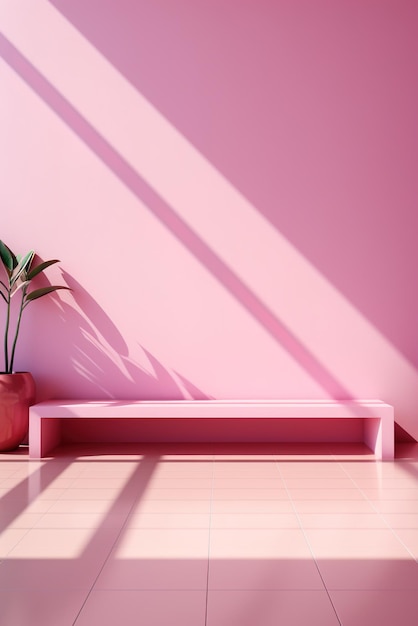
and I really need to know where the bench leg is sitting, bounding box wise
[29,416,61,458]
[364,416,394,461]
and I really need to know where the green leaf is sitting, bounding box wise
[24,285,71,303]
[0,240,18,275]
[26,259,60,280]
[10,250,35,286]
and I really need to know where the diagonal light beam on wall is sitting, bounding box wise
[0,32,353,401]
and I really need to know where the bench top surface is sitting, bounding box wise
[32,399,390,406]
[30,399,393,419]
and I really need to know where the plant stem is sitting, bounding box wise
[4,294,10,373]
[9,290,25,374]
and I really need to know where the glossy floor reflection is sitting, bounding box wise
[1,442,418,625]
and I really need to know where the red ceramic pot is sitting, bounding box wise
[0,372,36,452]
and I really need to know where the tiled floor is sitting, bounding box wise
[1,441,418,625]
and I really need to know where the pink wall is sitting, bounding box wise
[1,1,418,439]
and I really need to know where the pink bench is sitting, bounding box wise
[28,399,394,459]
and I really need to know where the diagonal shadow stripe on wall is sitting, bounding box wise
[0,33,355,402]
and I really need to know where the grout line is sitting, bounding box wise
[204,453,215,626]
[72,454,159,625]
[342,463,418,564]
[276,458,343,626]
[0,459,81,563]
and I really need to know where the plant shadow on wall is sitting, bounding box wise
[28,271,210,401]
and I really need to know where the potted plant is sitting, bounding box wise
[0,240,70,451]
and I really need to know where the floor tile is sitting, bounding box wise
[211,499,294,514]
[96,528,210,589]
[288,488,365,501]
[0,528,120,590]
[315,558,418,590]
[0,469,18,479]
[213,462,280,478]
[47,499,121,514]
[362,488,418,501]
[147,477,213,488]
[209,528,311,559]
[135,498,211,513]
[304,528,414,559]
[33,512,127,529]
[0,511,44,529]
[111,527,210,559]
[212,487,289,500]
[0,557,107,591]
[0,476,49,489]
[208,558,324,590]
[141,487,212,500]
[370,499,418,513]
[380,513,418,529]
[0,589,88,626]
[210,513,300,529]
[77,464,141,479]
[127,512,210,528]
[212,477,285,488]
[206,590,340,625]
[292,499,375,514]
[2,500,54,519]
[70,477,134,489]
[95,558,209,590]
[278,462,348,478]
[0,528,28,558]
[152,463,213,478]
[3,528,100,559]
[352,477,418,489]
[76,589,207,626]
[298,512,387,529]
[208,528,322,590]
[330,589,418,626]
[391,528,418,559]
[57,487,136,501]
[342,462,413,479]
[26,488,68,501]
[283,477,355,489]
